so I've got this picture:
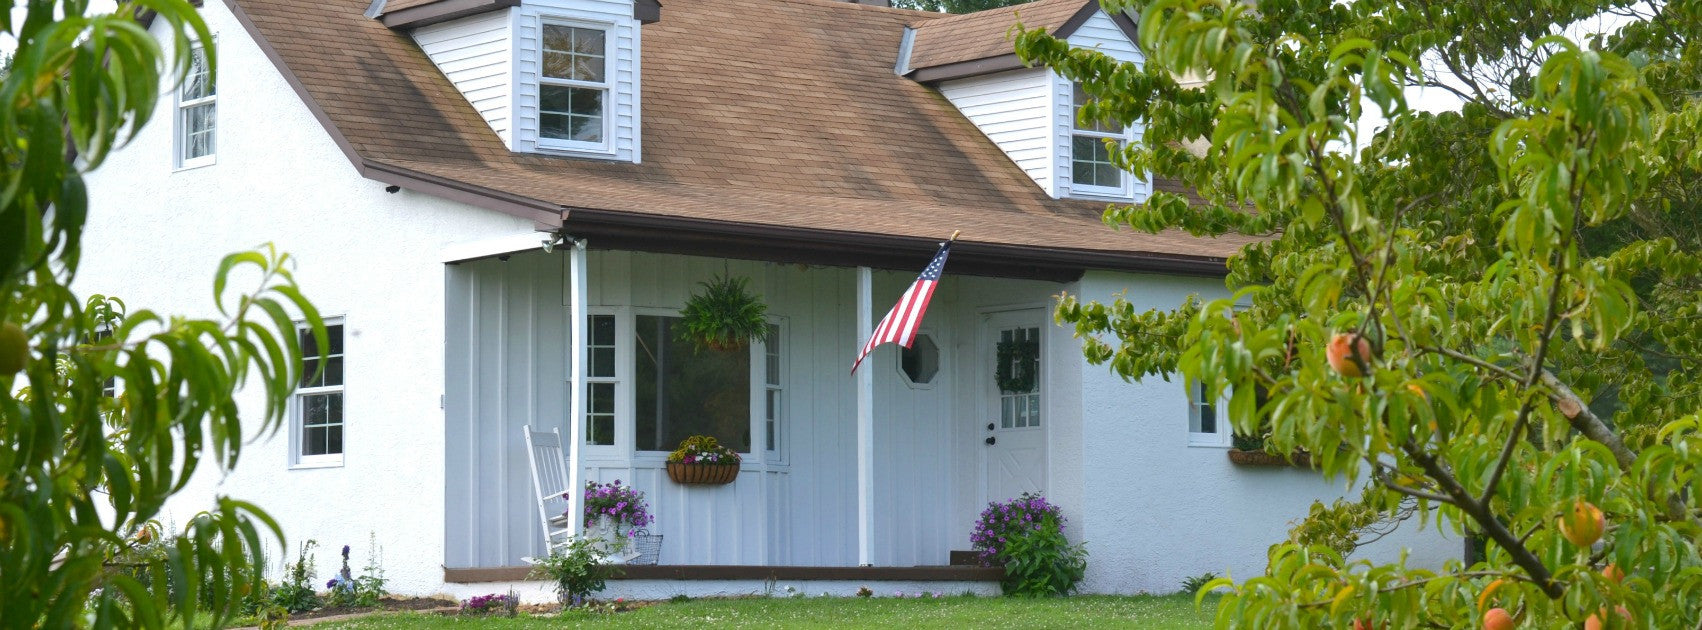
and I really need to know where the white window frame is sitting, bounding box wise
[535,18,614,155]
[291,317,345,468]
[762,320,787,465]
[175,41,217,170]
[1187,379,1231,447]
[1068,82,1138,199]
[896,329,942,390]
[582,311,620,448]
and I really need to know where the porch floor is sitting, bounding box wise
[444,565,1004,583]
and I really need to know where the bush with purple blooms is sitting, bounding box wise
[970,493,1087,597]
[576,480,653,533]
[461,592,518,617]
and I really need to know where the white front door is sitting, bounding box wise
[982,310,1046,504]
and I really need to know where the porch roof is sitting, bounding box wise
[227,0,1254,279]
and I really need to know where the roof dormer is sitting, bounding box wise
[379,0,659,162]
[900,0,1147,202]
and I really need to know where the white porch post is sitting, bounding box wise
[566,239,588,539]
[856,266,874,566]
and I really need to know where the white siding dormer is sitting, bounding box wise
[513,0,640,162]
[406,0,641,162]
[1058,10,1147,202]
[416,10,517,144]
[928,9,1147,201]
[938,68,1058,196]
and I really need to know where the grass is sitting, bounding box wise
[313,594,1217,630]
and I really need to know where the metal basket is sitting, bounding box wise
[628,530,663,565]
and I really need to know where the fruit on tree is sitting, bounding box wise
[1602,564,1625,584]
[1559,500,1607,548]
[1326,332,1373,377]
[1584,606,1631,630]
[0,322,27,375]
[1482,608,1515,630]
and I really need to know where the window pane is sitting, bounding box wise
[327,325,344,355]
[1028,394,1041,427]
[1001,397,1013,429]
[542,25,605,82]
[182,48,212,100]
[586,382,614,446]
[1072,136,1122,188]
[540,86,604,143]
[635,315,751,452]
[325,356,343,387]
[591,315,615,345]
[326,424,344,455]
[184,103,216,160]
[301,357,320,388]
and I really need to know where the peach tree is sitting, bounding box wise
[1,1,322,627]
[1017,0,1701,627]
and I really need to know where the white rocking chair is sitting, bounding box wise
[523,425,576,555]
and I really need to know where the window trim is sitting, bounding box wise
[1187,379,1232,448]
[535,18,614,155]
[1067,82,1138,199]
[763,319,788,466]
[175,41,217,171]
[291,316,345,469]
[896,329,942,390]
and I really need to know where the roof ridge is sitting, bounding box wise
[906,0,1083,29]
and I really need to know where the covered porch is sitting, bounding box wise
[440,242,1080,581]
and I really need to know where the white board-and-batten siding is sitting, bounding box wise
[938,67,1058,197]
[414,10,516,144]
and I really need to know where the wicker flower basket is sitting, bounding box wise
[1227,448,1314,468]
[666,462,740,485]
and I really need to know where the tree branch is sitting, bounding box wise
[1403,443,1563,598]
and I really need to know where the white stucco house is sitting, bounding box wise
[80,0,1455,600]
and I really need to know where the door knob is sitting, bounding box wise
[986,423,995,431]
[984,436,996,446]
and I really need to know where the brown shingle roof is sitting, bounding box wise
[380,0,441,11]
[905,0,1085,70]
[227,0,1246,275]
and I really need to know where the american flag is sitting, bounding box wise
[852,241,953,373]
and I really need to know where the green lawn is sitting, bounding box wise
[315,594,1217,629]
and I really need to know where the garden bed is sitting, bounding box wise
[286,595,459,622]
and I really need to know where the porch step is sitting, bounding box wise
[949,550,979,566]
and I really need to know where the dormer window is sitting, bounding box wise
[539,23,610,148]
[1069,83,1136,198]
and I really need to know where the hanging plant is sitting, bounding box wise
[677,274,768,352]
[995,338,1039,393]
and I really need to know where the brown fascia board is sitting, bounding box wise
[905,3,1141,83]
[380,0,521,29]
[561,206,1229,281]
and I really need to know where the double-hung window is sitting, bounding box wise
[177,44,216,168]
[763,323,784,462]
[584,314,618,446]
[1070,83,1132,196]
[1188,380,1230,447]
[295,320,345,466]
[538,23,609,149]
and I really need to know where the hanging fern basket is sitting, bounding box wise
[678,274,769,352]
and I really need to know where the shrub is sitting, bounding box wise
[1180,572,1220,595]
[530,537,616,607]
[271,540,320,613]
[970,493,1087,597]
[462,592,519,617]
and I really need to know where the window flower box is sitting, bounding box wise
[664,461,739,485]
[1227,448,1313,468]
[665,435,741,485]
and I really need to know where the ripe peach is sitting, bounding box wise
[1584,605,1631,630]
[1327,332,1373,377]
[1559,500,1606,548]
[1602,563,1624,584]
[1482,607,1514,630]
